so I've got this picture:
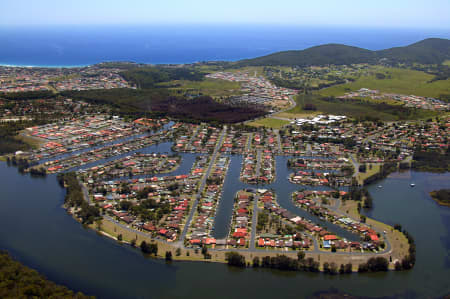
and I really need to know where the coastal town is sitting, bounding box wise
[4,108,447,271]
[1,61,448,275]
[0,97,98,122]
[0,64,131,93]
[1,1,450,297]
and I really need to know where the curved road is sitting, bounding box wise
[76,125,393,258]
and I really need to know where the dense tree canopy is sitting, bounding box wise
[0,250,93,298]
[120,67,204,89]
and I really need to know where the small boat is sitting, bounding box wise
[378,185,382,188]
[410,183,416,187]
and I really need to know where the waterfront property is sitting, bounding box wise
[6,114,449,272]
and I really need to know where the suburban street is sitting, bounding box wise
[274,129,282,153]
[255,149,262,177]
[178,126,227,244]
[249,195,259,250]
[350,154,360,179]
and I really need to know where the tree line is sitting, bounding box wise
[61,88,267,125]
[120,66,204,89]
[412,148,450,173]
[0,250,93,298]
[393,224,416,270]
[57,172,100,225]
[225,250,413,273]
[0,118,49,155]
[226,252,355,274]
[363,162,398,185]
[430,189,450,205]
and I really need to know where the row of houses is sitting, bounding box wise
[206,71,297,108]
[257,191,313,249]
[82,153,180,181]
[293,191,383,251]
[228,191,254,247]
[220,129,248,154]
[40,129,172,173]
[23,116,168,163]
[174,125,221,154]
[83,155,211,242]
[338,88,449,111]
[290,170,352,187]
[188,156,229,245]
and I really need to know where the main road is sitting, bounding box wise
[77,124,392,257]
[178,126,227,244]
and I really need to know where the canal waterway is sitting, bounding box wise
[212,155,357,241]
[1,142,449,298]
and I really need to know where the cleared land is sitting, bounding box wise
[15,133,44,149]
[159,78,242,98]
[272,111,320,120]
[223,66,266,77]
[318,67,450,98]
[356,163,382,185]
[247,117,290,129]
[289,94,440,121]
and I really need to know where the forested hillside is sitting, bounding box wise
[237,38,450,66]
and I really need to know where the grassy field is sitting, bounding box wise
[247,117,290,129]
[293,94,441,121]
[338,200,409,264]
[273,111,320,120]
[318,67,450,98]
[224,66,266,77]
[194,64,224,73]
[15,133,44,149]
[356,163,381,185]
[95,219,226,262]
[285,94,324,114]
[443,60,450,66]
[160,78,241,98]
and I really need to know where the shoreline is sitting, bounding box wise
[86,210,406,272]
[65,184,408,272]
[429,191,450,207]
[0,63,90,68]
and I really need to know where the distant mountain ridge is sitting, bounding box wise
[236,38,450,66]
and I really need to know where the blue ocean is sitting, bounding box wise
[0,25,449,67]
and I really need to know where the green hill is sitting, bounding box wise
[237,44,376,66]
[236,38,450,66]
[378,38,450,65]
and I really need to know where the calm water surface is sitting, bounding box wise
[0,155,449,298]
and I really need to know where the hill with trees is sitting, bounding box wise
[378,38,450,65]
[236,38,450,66]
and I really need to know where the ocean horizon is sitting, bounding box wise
[1,25,449,67]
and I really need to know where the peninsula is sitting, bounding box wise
[2,38,449,275]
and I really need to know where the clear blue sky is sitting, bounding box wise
[1,0,449,29]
